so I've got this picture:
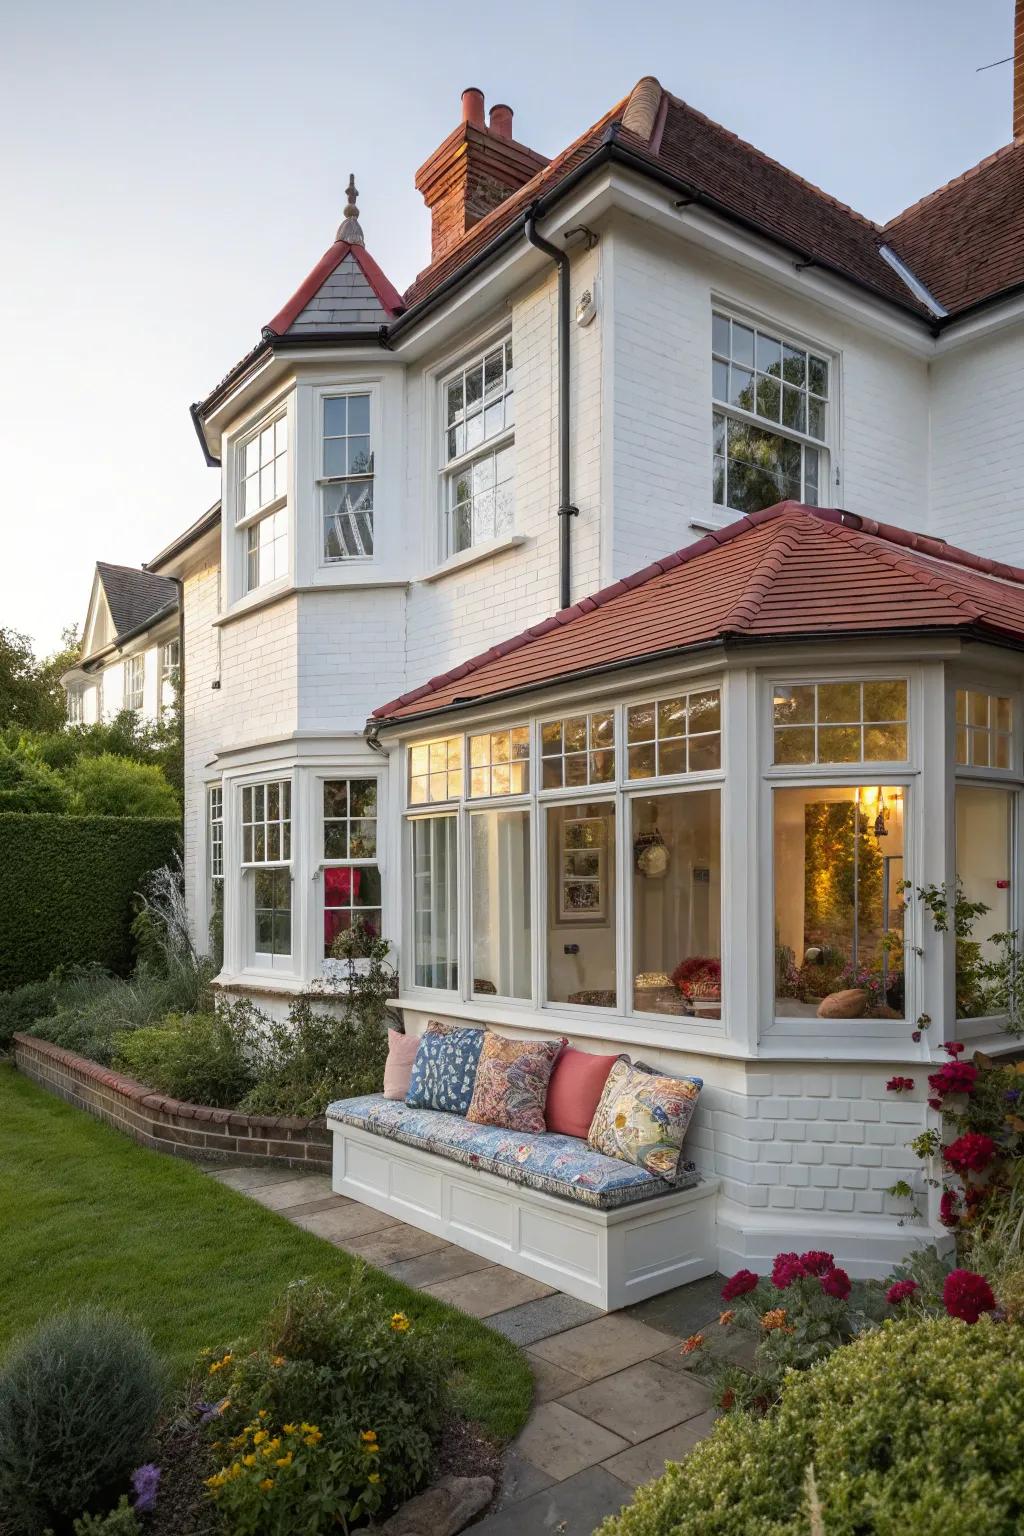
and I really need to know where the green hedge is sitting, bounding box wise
[0,814,180,987]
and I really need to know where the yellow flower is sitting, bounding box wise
[208,1352,232,1375]
[360,1430,378,1444]
[364,1443,380,1455]
[761,1308,788,1332]
[390,1312,411,1333]
[304,1434,321,1448]
[258,1410,269,1421]
[259,1478,274,1493]
[243,1454,257,1468]
[275,1453,293,1468]
[271,1355,287,1367]
[368,1472,381,1484]
[253,1430,268,1445]
[302,1425,322,1442]
[204,1472,225,1490]
[300,1422,318,1435]
[282,1423,297,1435]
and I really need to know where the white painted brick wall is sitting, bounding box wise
[180,555,222,948]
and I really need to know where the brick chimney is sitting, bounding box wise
[1016,0,1024,140]
[416,89,549,264]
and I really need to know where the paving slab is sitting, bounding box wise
[529,1313,677,1382]
[512,1400,628,1482]
[211,1165,309,1192]
[560,1359,713,1444]
[386,1245,494,1289]
[492,1445,555,1509]
[343,1221,450,1267]
[245,1175,336,1210]
[291,1202,398,1242]
[486,1292,603,1346]
[526,1352,589,1406]
[624,1272,726,1337]
[473,1465,630,1534]
[422,1265,555,1319]
[600,1410,718,1487]
[276,1193,354,1218]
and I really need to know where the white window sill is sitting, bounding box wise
[421,534,526,584]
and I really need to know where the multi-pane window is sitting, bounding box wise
[241,780,291,864]
[471,809,531,999]
[545,801,617,1008]
[409,737,463,805]
[66,686,83,725]
[322,394,374,560]
[441,339,514,557]
[412,815,458,989]
[124,654,145,713]
[208,786,224,880]
[712,311,829,514]
[239,412,289,593]
[541,713,615,789]
[159,640,180,715]
[253,868,291,959]
[468,728,530,797]
[773,680,908,765]
[956,690,1012,769]
[322,778,381,955]
[246,509,287,593]
[627,690,721,778]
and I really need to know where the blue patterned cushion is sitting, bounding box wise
[327,1094,699,1210]
[405,1024,485,1115]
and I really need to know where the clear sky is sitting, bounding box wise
[1,0,1014,653]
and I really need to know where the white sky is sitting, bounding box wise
[1,0,1013,652]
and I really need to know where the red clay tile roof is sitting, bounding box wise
[883,139,1024,316]
[372,503,1024,723]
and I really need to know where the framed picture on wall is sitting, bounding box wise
[558,814,607,922]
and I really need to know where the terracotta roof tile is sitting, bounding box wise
[373,504,1024,723]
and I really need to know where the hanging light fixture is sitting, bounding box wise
[634,802,670,879]
[874,790,888,839]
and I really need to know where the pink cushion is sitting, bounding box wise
[545,1048,623,1140]
[383,1029,420,1101]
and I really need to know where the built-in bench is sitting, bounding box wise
[327,1094,719,1310]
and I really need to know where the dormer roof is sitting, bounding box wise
[95,564,178,641]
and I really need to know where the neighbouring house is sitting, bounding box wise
[74,11,1024,1276]
[61,562,181,726]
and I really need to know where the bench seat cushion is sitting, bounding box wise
[327,1094,699,1211]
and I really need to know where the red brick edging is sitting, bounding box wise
[12,1033,331,1170]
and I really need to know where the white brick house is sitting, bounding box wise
[133,57,1024,1275]
[62,563,180,728]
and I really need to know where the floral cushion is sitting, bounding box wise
[405,1023,485,1115]
[328,1094,699,1210]
[587,1058,702,1179]
[467,1034,566,1133]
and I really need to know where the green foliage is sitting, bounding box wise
[69,754,180,819]
[24,960,216,1067]
[0,814,180,988]
[0,625,78,733]
[912,880,1024,1028]
[597,1316,1024,1536]
[204,1276,447,1530]
[114,1009,259,1109]
[0,741,72,813]
[0,1309,163,1536]
[0,977,58,1050]
[72,1499,141,1535]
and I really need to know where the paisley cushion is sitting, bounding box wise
[587,1058,702,1179]
[467,1034,566,1133]
[405,1022,485,1115]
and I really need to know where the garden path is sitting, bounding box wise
[203,1163,738,1534]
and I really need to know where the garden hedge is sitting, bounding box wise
[0,813,180,987]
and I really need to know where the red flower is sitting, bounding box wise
[798,1250,836,1277]
[721,1268,759,1301]
[820,1267,851,1300]
[720,1387,736,1411]
[943,1268,996,1324]
[944,1133,998,1175]
[771,1252,806,1289]
[928,1098,942,1111]
[886,1280,919,1305]
[928,1062,978,1099]
[939,1189,961,1228]
[886,1076,915,1093]
[942,1041,966,1058]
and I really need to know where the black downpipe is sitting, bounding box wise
[525,207,578,611]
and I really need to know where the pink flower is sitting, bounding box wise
[942,1042,966,1058]
[943,1269,996,1324]
[820,1267,851,1300]
[928,1062,978,1099]
[886,1076,915,1093]
[886,1279,919,1305]
[944,1133,998,1176]
[928,1098,942,1111]
[721,1268,759,1301]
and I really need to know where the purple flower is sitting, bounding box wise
[132,1464,161,1513]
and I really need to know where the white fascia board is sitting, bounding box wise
[147,523,220,581]
[932,291,1024,355]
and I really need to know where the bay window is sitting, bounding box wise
[440,338,514,558]
[321,393,374,560]
[627,690,721,778]
[632,790,721,1017]
[471,809,531,999]
[237,411,288,593]
[241,779,292,969]
[322,778,381,956]
[541,712,615,788]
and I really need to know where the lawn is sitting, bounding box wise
[0,1063,533,1441]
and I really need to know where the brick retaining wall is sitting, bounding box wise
[12,1033,331,1170]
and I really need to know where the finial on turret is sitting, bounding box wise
[336,174,364,245]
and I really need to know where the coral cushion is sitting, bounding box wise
[588,1058,703,1179]
[545,1048,623,1140]
[467,1034,566,1133]
[383,1029,420,1101]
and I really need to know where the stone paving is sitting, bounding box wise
[205,1163,733,1534]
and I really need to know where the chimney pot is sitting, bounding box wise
[489,103,514,140]
[461,88,485,128]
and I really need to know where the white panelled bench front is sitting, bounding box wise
[326,1095,719,1311]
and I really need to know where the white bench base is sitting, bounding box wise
[329,1117,719,1311]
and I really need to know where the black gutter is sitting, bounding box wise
[190,401,221,468]
[77,600,181,674]
[525,207,578,611]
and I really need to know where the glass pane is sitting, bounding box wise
[732,323,754,367]
[774,785,905,1019]
[348,437,372,475]
[689,690,721,733]
[782,346,806,386]
[774,684,815,725]
[730,366,755,409]
[412,815,458,990]
[659,738,686,775]
[446,380,463,425]
[658,697,686,736]
[352,865,382,906]
[994,734,1011,770]
[756,375,781,421]
[863,680,907,721]
[818,682,861,723]
[564,716,587,753]
[808,398,826,440]
[774,726,815,764]
[971,732,991,768]
[969,692,990,728]
[324,823,348,859]
[756,333,781,374]
[628,705,655,743]
[818,725,861,762]
[864,724,907,761]
[466,365,483,407]
[471,809,532,999]
[995,697,1012,732]
[955,786,1012,1018]
[546,802,616,1007]
[712,312,730,356]
[782,385,806,433]
[591,712,614,747]
[632,790,721,1017]
[688,734,721,771]
[348,394,370,435]
[712,359,729,401]
[324,397,347,436]
[628,743,657,779]
[349,780,376,817]
[808,356,829,396]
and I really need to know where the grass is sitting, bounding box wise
[0,1063,533,1441]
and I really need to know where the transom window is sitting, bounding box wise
[321,394,374,560]
[712,310,829,515]
[208,786,224,880]
[441,339,514,558]
[409,737,463,805]
[322,778,380,955]
[240,414,288,521]
[956,690,1012,769]
[124,655,145,714]
[627,689,721,778]
[468,728,530,798]
[773,680,908,765]
[241,780,292,864]
[541,713,615,789]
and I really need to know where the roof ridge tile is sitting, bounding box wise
[718,512,805,632]
[812,517,984,621]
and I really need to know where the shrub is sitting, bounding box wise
[26,958,214,1067]
[201,1276,447,1530]
[0,977,58,1050]
[114,1010,260,1108]
[73,1500,141,1535]
[0,741,72,813]
[597,1316,1024,1536]
[70,755,180,819]
[0,1309,164,1536]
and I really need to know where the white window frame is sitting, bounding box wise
[235,406,290,595]
[159,639,180,716]
[66,685,84,725]
[208,785,224,882]
[238,777,294,973]
[124,654,145,714]
[438,335,515,562]
[319,389,376,563]
[318,774,382,963]
[711,305,835,515]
